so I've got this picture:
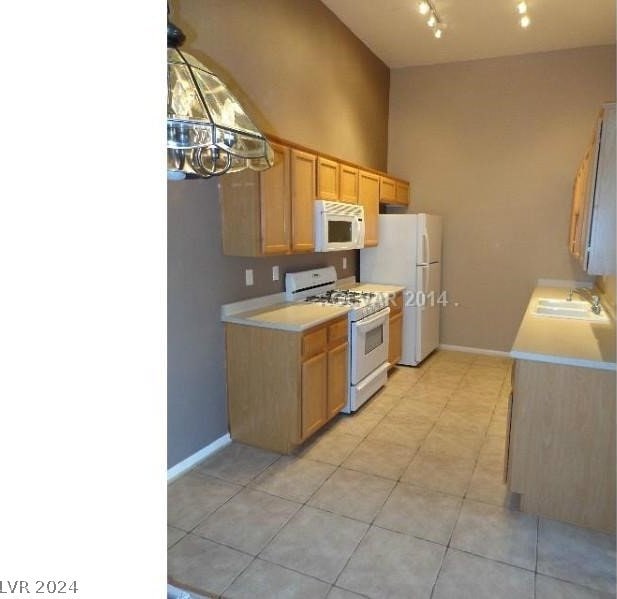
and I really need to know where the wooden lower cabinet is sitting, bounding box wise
[388,292,403,366]
[225,316,348,453]
[327,340,348,418]
[506,359,616,533]
[301,352,327,439]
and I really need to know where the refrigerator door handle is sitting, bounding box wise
[420,231,429,265]
[415,267,423,309]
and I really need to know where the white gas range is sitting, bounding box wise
[286,267,390,413]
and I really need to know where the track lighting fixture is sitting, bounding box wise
[417,0,445,38]
[517,1,531,28]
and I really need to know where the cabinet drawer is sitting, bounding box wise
[328,318,348,346]
[302,327,327,358]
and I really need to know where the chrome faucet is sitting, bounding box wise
[567,287,602,314]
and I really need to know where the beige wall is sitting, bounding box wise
[388,45,616,351]
[170,0,389,170]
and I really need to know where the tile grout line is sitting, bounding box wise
[173,452,286,598]
[171,353,527,598]
[429,359,477,599]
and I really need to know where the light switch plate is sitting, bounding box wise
[245,269,254,286]
[272,265,279,281]
[342,257,347,270]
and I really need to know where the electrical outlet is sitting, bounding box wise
[272,265,279,281]
[342,257,347,270]
[245,269,254,286]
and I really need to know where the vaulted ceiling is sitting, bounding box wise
[320,0,616,67]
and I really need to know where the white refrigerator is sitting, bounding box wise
[360,214,442,366]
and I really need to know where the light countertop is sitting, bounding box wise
[221,279,404,332]
[511,286,616,371]
[222,301,350,332]
[352,282,406,295]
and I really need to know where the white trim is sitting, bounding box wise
[438,344,511,358]
[167,433,231,483]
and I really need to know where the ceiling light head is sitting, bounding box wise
[434,26,443,39]
[418,1,431,15]
[427,13,437,27]
[520,14,531,28]
[166,20,273,180]
[517,1,528,14]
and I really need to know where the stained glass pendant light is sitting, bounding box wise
[167,20,274,180]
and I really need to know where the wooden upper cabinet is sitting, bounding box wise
[339,164,359,203]
[317,156,340,200]
[395,180,410,206]
[290,148,317,252]
[260,143,291,255]
[220,168,262,256]
[379,175,410,206]
[220,132,412,255]
[569,158,589,260]
[569,102,616,275]
[379,176,396,204]
[358,170,380,247]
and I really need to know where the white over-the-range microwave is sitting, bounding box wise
[313,200,365,252]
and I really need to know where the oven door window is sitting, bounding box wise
[328,219,353,243]
[364,324,384,355]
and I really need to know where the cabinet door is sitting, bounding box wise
[327,341,348,418]
[301,352,328,440]
[379,176,396,203]
[358,170,380,247]
[574,147,594,268]
[569,165,585,257]
[388,312,403,366]
[317,157,339,200]
[586,104,616,275]
[339,164,359,204]
[290,149,316,252]
[260,142,291,255]
[395,181,410,206]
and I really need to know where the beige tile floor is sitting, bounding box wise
[167,350,616,599]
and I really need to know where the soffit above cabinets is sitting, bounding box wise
[320,0,616,68]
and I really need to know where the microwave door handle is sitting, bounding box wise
[354,307,390,333]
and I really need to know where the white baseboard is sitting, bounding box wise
[438,344,511,358]
[167,433,231,483]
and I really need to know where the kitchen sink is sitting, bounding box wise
[533,298,610,322]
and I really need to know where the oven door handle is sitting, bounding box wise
[354,307,390,333]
